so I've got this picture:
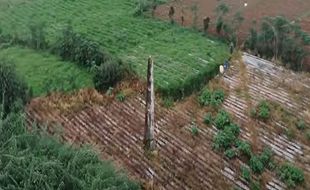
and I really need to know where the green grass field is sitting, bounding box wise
[0,47,93,96]
[0,0,228,97]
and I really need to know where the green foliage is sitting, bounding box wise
[251,100,271,121]
[213,125,237,150]
[0,59,28,116]
[203,112,213,125]
[53,25,112,68]
[249,147,273,174]
[214,110,231,130]
[199,88,225,107]
[224,148,237,159]
[250,181,261,190]
[240,165,251,181]
[245,16,310,71]
[191,123,199,136]
[93,59,124,91]
[249,155,264,174]
[306,130,310,141]
[116,92,126,102]
[296,120,306,130]
[236,140,252,158]
[162,96,174,108]
[278,163,304,188]
[28,21,48,50]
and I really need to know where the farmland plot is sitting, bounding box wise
[0,0,228,97]
[27,54,310,189]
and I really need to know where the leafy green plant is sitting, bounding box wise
[0,60,29,117]
[93,59,124,91]
[116,92,126,102]
[240,165,251,181]
[260,147,273,166]
[249,155,264,174]
[204,112,213,125]
[214,110,231,130]
[162,96,174,108]
[250,180,261,190]
[278,163,304,188]
[236,140,252,158]
[191,125,199,136]
[257,100,270,120]
[213,126,236,150]
[224,148,237,159]
[198,88,225,108]
[296,120,306,130]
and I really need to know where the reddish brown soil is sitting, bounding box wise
[155,0,310,34]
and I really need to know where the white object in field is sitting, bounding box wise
[244,2,248,7]
[219,65,224,74]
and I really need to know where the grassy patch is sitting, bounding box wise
[0,0,228,99]
[0,47,93,96]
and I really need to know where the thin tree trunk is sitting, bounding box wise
[144,57,155,150]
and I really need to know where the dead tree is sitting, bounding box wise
[144,57,155,150]
[203,17,210,34]
[168,6,175,24]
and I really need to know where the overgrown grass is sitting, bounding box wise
[0,47,93,96]
[0,0,228,99]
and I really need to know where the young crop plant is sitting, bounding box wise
[257,100,270,120]
[204,112,213,125]
[116,92,126,102]
[191,122,199,136]
[224,148,237,159]
[236,140,252,158]
[214,109,231,130]
[213,125,237,150]
[198,88,225,108]
[249,155,264,174]
[278,163,304,188]
[296,120,306,130]
[240,165,251,181]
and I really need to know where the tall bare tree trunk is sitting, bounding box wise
[144,57,155,150]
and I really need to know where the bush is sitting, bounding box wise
[257,100,270,120]
[278,163,304,188]
[191,125,199,136]
[226,123,240,137]
[93,59,124,91]
[0,60,29,117]
[240,165,251,181]
[116,92,126,102]
[250,181,261,190]
[249,155,264,174]
[198,88,225,107]
[53,26,111,67]
[224,148,237,159]
[204,112,213,125]
[260,147,273,166]
[236,140,252,158]
[214,110,231,130]
[296,120,306,130]
[213,126,236,150]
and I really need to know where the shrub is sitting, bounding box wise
[260,147,273,166]
[204,112,213,125]
[116,92,125,102]
[296,120,306,130]
[0,60,28,117]
[257,100,270,120]
[306,130,310,141]
[213,126,236,150]
[93,59,124,91]
[278,163,304,188]
[214,110,231,130]
[240,165,251,181]
[236,140,252,158]
[224,148,237,159]
[191,125,199,136]
[27,22,48,50]
[162,96,174,108]
[226,123,240,137]
[250,181,261,190]
[249,155,264,174]
[198,88,225,107]
[53,26,111,67]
